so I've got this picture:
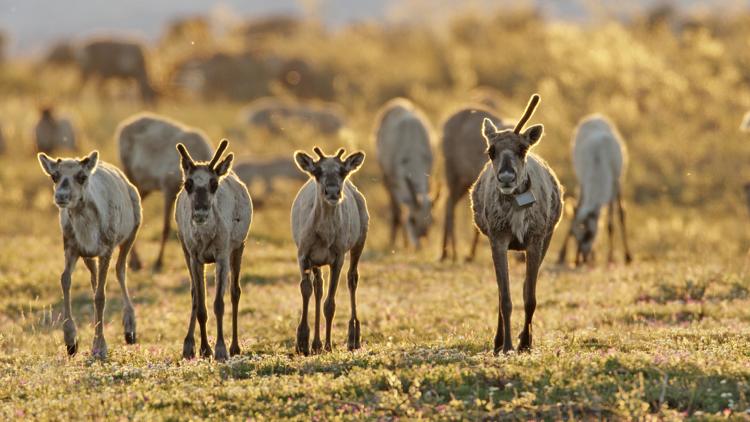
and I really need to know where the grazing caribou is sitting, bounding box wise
[557,114,632,266]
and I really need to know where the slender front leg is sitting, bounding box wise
[184,281,197,359]
[128,191,150,271]
[296,255,312,356]
[311,267,323,354]
[617,192,633,264]
[191,258,211,358]
[556,221,574,265]
[557,198,579,266]
[466,228,480,262]
[347,242,365,351]
[116,232,138,344]
[229,244,244,357]
[489,237,512,354]
[93,252,112,359]
[575,237,584,267]
[128,245,143,272]
[388,192,402,249]
[607,200,615,264]
[323,254,345,352]
[61,248,80,356]
[518,241,544,352]
[213,256,230,361]
[83,258,97,293]
[440,195,456,262]
[181,242,197,359]
[153,187,178,273]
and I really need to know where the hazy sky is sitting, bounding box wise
[1,0,748,57]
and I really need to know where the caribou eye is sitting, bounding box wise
[184,179,194,193]
[487,145,496,160]
[75,171,87,184]
[209,178,219,192]
[51,172,60,183]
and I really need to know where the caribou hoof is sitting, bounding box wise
[229,343,241,357]
[296,324,310,356]
[66,341,78,356]
[311,338,323,355]
[214,343,228,362]
[200,344,212,359]
[182,338,195,360]
[347,319,361,351]
[517,331,532,352]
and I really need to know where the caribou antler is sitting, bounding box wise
[313,147,325,160]
[209,139,229,169]
[335,148,345,159]
[513,94,541,134]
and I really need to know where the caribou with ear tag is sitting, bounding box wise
[470,94,564,354]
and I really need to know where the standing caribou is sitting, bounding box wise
[117,113,213,272]
[175,139,252,361]
[470,94,563,354]
[38,150,141,358]
[441,106,508,262]
[291,147,369,355]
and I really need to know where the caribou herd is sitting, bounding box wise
[37,93,636,360]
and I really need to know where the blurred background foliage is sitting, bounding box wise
[1,4,749,211]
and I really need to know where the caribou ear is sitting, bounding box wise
[294,151,317,175]
[214,153,233,177]
[38,153,58,176]
[523,124,544,146]
[481,117,498,142]
[343,151,365,173]
[80,150,99,173]
[176,143,195,173]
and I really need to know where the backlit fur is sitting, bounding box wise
[38,150,141,359]
[374,98,435,249]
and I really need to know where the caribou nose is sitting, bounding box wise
[497,172,516,185]
[54,192,70,205]
[193,207,210,223]
[325,185,340,199]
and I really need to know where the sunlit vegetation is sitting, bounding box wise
[1,5,750,419]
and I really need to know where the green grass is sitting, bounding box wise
[1,146,749,419]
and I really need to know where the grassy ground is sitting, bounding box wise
[1,104,749,419]
[3,8,750,420]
